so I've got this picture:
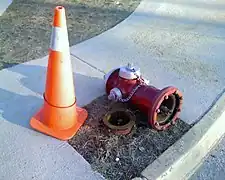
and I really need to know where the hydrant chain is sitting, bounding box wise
[118,73,146,102]
[118,84,142,102]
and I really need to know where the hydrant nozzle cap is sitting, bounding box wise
[108,88,122,101]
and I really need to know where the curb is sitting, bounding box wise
[141,89,225,180]
[0,0,13,16]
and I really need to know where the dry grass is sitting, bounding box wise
[0,0,140,69]
[68,95,191,180]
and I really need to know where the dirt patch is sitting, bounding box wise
[68,95,191,180]
[0,0,140,69]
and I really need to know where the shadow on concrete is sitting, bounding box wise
[0,63,104,129]
[0,87,43,129]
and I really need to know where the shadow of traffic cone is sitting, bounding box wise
[30,6,88,140]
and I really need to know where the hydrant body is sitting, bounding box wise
[104,65,183,130]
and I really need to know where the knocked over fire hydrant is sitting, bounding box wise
[104,64,183,131]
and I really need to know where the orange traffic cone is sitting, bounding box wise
[30,6,88,140]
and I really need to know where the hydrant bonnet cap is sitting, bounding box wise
[119,65,141,80]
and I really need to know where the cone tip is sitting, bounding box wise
[55,6,65,11]
[53,6,66,27]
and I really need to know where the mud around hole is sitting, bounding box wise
[68,95,191,180]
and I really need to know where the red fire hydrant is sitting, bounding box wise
[104,64,183,131]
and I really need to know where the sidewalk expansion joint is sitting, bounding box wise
[70,53,106,75]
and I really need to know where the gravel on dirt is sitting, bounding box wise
[68,95,191,180]
[0,0,140,69]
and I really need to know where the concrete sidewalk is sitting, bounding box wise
[0,0,225,179]
[0,0,12,15]
[0,56,105,180]
[70,0,225,125]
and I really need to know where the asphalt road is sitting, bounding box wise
[191,137,225,180]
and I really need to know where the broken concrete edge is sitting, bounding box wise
[141,89,225,180]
